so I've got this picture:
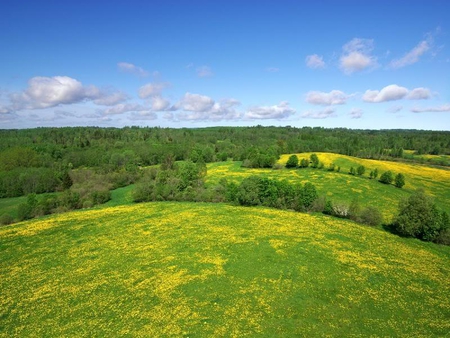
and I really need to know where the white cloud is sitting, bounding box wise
[306,90,348,105]
[301,107,336,119]
[389,40,430,69]
[117,62,149,77]
[102,103,146,115]
[175,92,215,112]
[138,82,169,99]
[176,97,241,121]
[363,84,432,103]
[386,105,403,114]
[349,108,363,119]
[151,96,171,111]
[340,38,377,74]
[196,65,214,78]
[305,54,325,69]
[411,104,450,113]
[9,76,106,110]
[245,101,295,120]
[93,90,128,106]
[363,84,409,103]
[407,87,431,100]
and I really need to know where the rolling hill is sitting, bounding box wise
[1,202,449,337]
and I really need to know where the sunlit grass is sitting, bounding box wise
[1,202,449,336]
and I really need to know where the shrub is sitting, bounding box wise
[0,213,14,226]
[356,165,365,176]
[285,155,299,168]
[379,171,394,184]
[299,158,309,168]
[395,173,405,188]
[360,206,383,226]
[310,154,319,168]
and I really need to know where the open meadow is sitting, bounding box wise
[206,153,450,221]
[1,202,449,337]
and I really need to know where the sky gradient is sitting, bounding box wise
[1,0,449,130]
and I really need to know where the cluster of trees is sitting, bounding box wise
[391,189,450,245]
[286,154,406,189]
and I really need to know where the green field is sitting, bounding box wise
[206,153,450,220]
[1,153,450,336]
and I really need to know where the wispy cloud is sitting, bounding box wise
[349,108,363,119]
[389,40,430,69]
[196,65,214,78]
[117,62,149,77]
[301,107,336,119]
[245,101,295,120]
[305,54,325,69]
[306,90,348,105]
[411,104,450,113]
[340,38,377,74]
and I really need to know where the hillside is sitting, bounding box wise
[1,202,449,337]
[206,152,450,220]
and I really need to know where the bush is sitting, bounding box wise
[360,206,383,226]
[356,165,365,176]
[285,155,299,168]
[0,213,14,226]
[395,173,405,188]
[299,158,309,168]
[379,171,394,184]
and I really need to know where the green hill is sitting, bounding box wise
[1,202,449,337]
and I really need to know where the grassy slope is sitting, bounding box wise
[206,153,450,220]
[1,202,449,337]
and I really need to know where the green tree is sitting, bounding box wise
[299,158,309,168]
[393,189,442,241]
[394,173,405,188]
[310,154,319,168]
[285,155,299,168]
[356,165,365,176]
[298,182,318,211]
[379,171,394,184]
[349,167,356,175]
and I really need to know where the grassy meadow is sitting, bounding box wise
[1,202,450,337]
[206,152,450,221]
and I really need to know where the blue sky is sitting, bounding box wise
[1,0,449,130]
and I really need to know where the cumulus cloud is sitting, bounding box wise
[175,92,215,112]
[151,96,171,111]
[306,90,348,105]
[340,38,377,74]
[138,82,169,99]
[196,65,214,78]
[407,87,431,100]
[8,76,116,111]
[102,103,146,115]
[305,54,325,69]
[363,84,432,103]
[301,107,336,119]
[349,108,363,119]
[389,40,430,69]
[363,84,408,103]
[245,101,295,120]
[175,96,241,121]
[117,62,149,77]
[411,104,450,113]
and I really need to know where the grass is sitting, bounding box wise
[1,202,449,336]
[206,153,450,221]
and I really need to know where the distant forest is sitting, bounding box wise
[0,126,449,199]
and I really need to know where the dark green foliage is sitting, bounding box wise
[299,158,309,168]
[356,165,365,176]
[327,163,335,172]
[310,154,319,168]
[395,173,405,188]
[298,183,318,211]
[285,155,299,168]
[17,194,37,221]
[323,200,334,215]
[393,190,445,242]
[360,206,383,226]
[379,171,394,184]
[369,169,379,179]
[236,176,263,206]
[349,167,356,175]
[0,213,13,226]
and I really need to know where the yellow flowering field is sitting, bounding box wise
[207,153,450,220]
[1,202,449,336]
